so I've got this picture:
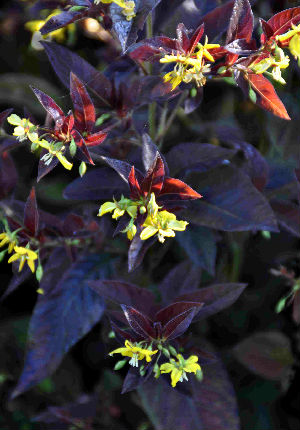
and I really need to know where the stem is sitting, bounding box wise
[156,90,188,147]
[146,12,156,140]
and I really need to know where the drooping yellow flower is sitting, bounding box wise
[0,232,17,254]
[160,354,201,387]
[25,10,76,50]
[8,246,38,273]
[109,340,158,367]
[276,23,300,44]
[96,0,136,21]
[289,34,300,65]
[140,210,188,243]
[38,139,73,170]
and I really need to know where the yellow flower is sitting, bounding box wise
[160,354,201,387]
[98,196,138,220]
[276,23,300,44]
[7,114,39,143]
[121,219,137,240]
[38,139,73,170]
[289,34,300,65]
[109,340,158,367]
[140,210,188,243]
[96,0,136,21]
[251,47,290,84]
[0,232,17,254]
[25,10,76,50]
[160,36,219,90]
[8,246,38,273]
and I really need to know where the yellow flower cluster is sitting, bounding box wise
[7,114,73,170]
[110,340,202,388]
[276,23,300,65]
[98,192,188,242]
[160,36,220,90]
[0,231,17,254]
[25,10,76,50]
[251,46,290,84]
[95,0,136,21]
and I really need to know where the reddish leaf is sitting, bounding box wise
[61,112,75,136]
[141,155,165,195]
[176,23,190,52]
[70,73,95,133]
[267,7,300,37]
[85,131,107,147]
[246,73,290,120]
[260,18,273,43]
[128,166,142,200]
[160,177,202,200]
[121,305,156,339]
[188,24,205,54]
[155,302,203,327]
[197,0,235,42]
[24,187,39,236]
[233,331,294,381]
[226,0,254,44]
[62,213,85,237]
[162,307,198,340]
[31,87,65,125]
[72,129,94,165]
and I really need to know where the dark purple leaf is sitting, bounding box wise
[184,165,279,232]
[166,143,236,176]
[128,234,157,272]
[139,341,240,430]
[31,87,65,125]
[1,266,31,301]
[141,155,165,195]
[176,225,217,275]
[226,0,253,44]
[229,141,269,191]
[63,167,127,200]
[88,280,156,316]
[121,305,156,338]
[110,0,162,52]
[270,199,300,237]
[155,302,203,327]
[24,187,39,236]
[224,38,257,55]
[162,307,198,340]
[37,150,59,182]
[184,87,203,114]
[12,253,111,398]
[0,151,18,199]
[122,361,154,394]
[101,156,135,183]
[42,42,112,107]
[176,283,247,321]
[197,1,235,42]
[0,108,13,127]
[159,261,202,304]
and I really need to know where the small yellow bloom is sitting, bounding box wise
[25,10,76,50]
[0,232,17,254]
[251,47,290,84]
[98,196,138,220]
[140,210,188,243]
[38,139,73,170]
[160,354,201,387]
[96,0,136,21]
[7,115,39,143]
[109,340,158,367]
[289,34,300,64]
[121,219,137,240]
[276,23,300,43]
[8,246,38,273]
